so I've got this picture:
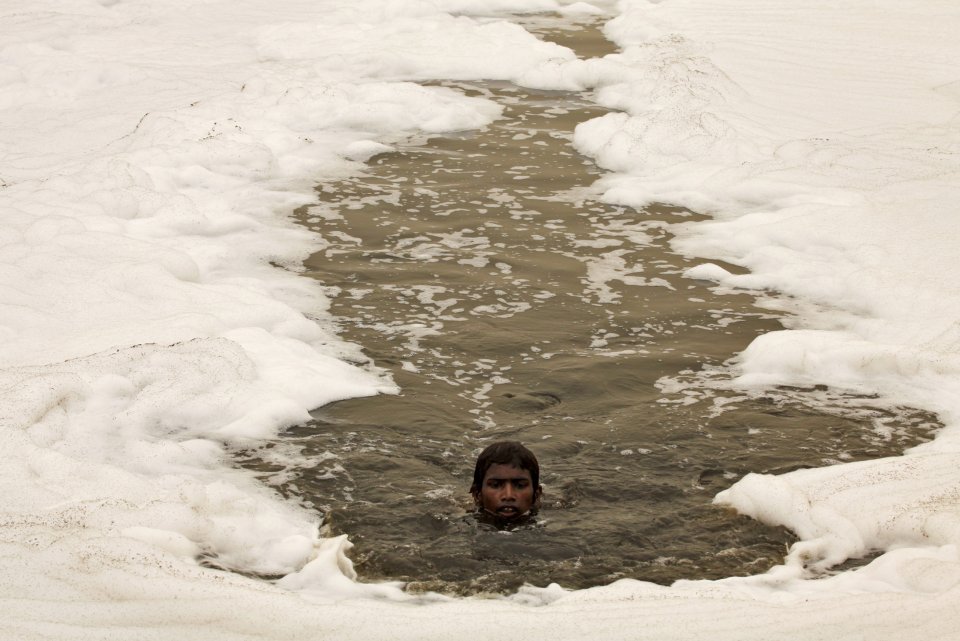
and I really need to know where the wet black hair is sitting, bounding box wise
[470,441,540,495]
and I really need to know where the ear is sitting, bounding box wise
[534,485,543,509]
[470,486,481,506]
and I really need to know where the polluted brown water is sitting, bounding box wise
[241,18,939,594]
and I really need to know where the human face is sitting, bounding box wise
[475,463,539,521]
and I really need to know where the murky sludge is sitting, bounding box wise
[239,19,939,594]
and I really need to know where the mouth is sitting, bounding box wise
[495,506,520,518]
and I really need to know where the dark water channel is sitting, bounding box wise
[243,17,939,595]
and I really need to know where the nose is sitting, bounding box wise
[501,483,517,501]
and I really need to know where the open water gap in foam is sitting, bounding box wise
[237,17,940,595]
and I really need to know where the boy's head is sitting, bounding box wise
[470,441,542,522]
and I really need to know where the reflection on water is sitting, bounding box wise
[240,18,939,594]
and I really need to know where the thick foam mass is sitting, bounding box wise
[0,0,575,630]
[561,0,960,610]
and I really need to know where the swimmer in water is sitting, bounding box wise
[470,441,543,527]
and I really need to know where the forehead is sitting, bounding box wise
[483,463,532,481]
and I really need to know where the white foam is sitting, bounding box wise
[0,0,580,633]
[562,0,960,629]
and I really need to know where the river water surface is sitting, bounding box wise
[241,16,938,595]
